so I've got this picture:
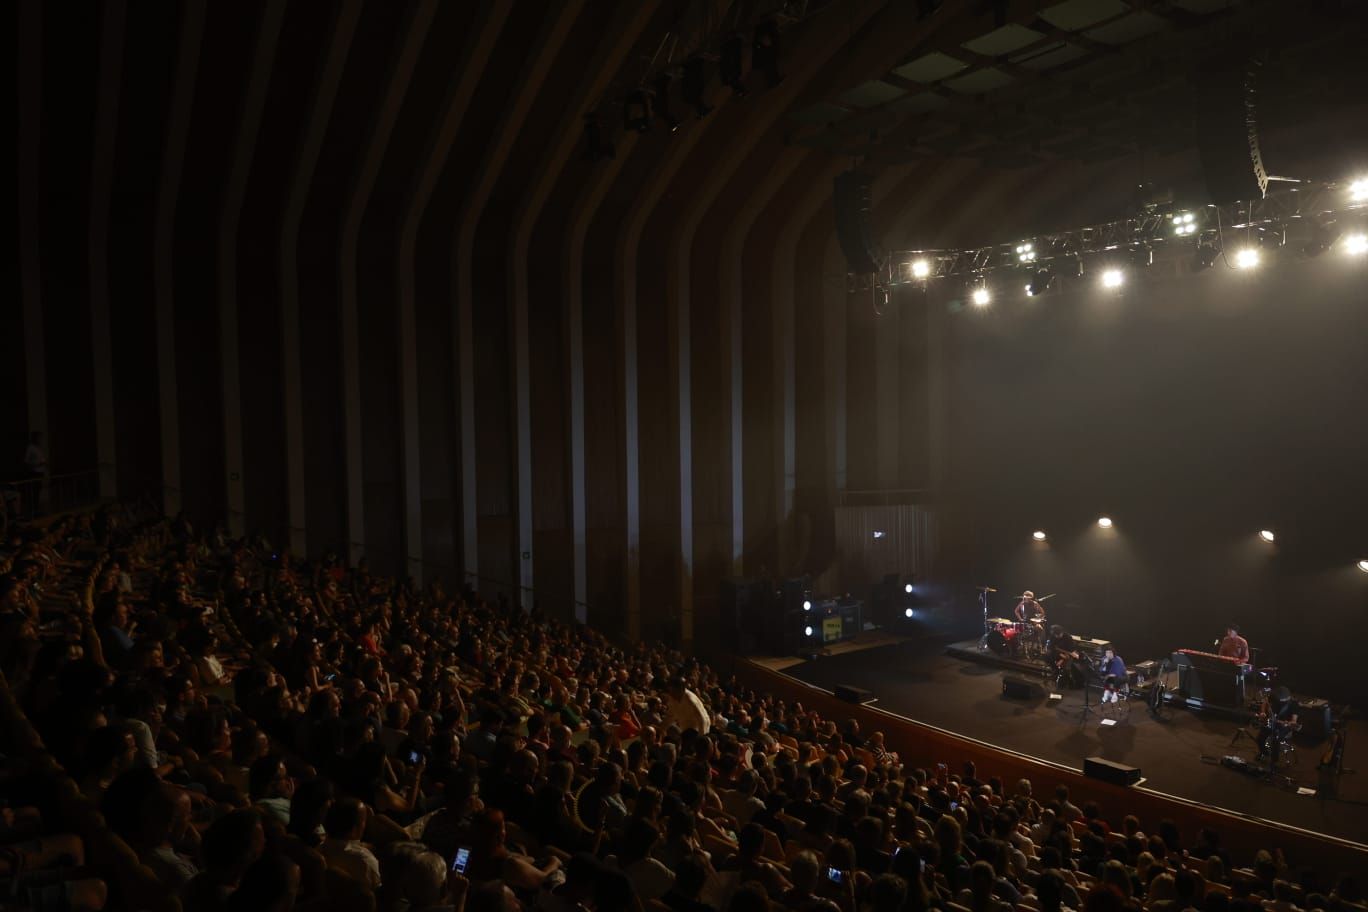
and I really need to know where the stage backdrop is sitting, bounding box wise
[937,253,1368,703]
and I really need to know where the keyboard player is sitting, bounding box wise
[1217,624,1249,663]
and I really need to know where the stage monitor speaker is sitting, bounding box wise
[834,170,881,274]
[1084,757,1142,787]
[1002,677,1043,700]
[834,684,873,704]
[1296,698,1332,742]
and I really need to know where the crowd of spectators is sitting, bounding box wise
[1,503,1364,912]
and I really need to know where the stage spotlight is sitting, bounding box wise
[720,34,747,97]
[1194,242,1219,270]
[1345,233,1368,256]
[1303,218,1342,257]
[904,582,913,594]
[681,56,712,118]
[802,599,812,612]
[1101,268,1124,289]
[1026,267,1054,296]
[1234,248,1260,269]
[1350,178,1368,203]
[623,90,652,133]
[804,624,814,637]
[653,73,681,133]
[971,286,991,307]
[1358,559,1368,574]
[1032,530,1047,542]
[1170,212,1198,236]
[904,607,914,618]
[1259,530,1275,543]
[1097,516,1113,529]
[911,259,930,279]
[1015,243,1037,264]
[872,530,885,539]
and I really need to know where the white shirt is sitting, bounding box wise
[666,689,711,734]
[321,838,382,890]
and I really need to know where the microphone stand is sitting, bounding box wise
[977,587,994,651]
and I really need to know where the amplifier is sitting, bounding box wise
[1074,636,1111,657]
[1084,757,1141,786]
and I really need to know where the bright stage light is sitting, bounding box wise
[804,625,814,637]
[1097,516,1113,529]
[904,607,914,618]
[1259,530,1276,543]
[1101,268,1124,289]
[1016,243,1037,263]
[1234,248,1260,269]
[911,259,930,279]
[802,599,812,611]
[904,583,913,594]
[1032,530,1047,541]
[1350,179,1368,203]
[1345,233,1368,256]
[972,286,991,307]
[1171,212,1198,236]
[1358,559,1368,574]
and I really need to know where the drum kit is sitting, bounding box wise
[985,615,1048,659]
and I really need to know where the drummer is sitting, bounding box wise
[1014,590,1045,624]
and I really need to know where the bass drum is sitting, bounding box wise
[987,629,1010,655]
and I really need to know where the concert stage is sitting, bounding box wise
[773,636,1368,846]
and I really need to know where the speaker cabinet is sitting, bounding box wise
[1084,757,1142,786]
[834,170,881,274]
[1002,676,1043,700]
[834,684,874,704]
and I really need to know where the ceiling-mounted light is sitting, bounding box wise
[1026,267,1054,296]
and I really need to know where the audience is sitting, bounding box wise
[0,503,1364,912]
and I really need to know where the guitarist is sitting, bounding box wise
[1256,686,1299,767]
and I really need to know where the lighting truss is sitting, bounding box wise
[878,180,1364,285]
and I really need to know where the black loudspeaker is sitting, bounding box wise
[1084,757,1142,786]
[1195,58,1265,203]
[1002,677,1043,700]
[834,170,881,274]
[1296,699,1332,742]
[834,684,873,704]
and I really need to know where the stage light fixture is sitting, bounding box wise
[904,583,913,594]
[1358,559,1368,574]
[1194,243,1219,270]
[1259,529,1275,543]
[1345,233,1368,256]
[1026,267,1054,296]
[1234,248,1260,269]
[904,607,914,618]
[911,259,930,279]
[802,599,812,611]
[623,89,652,133]
[653,73,681,133]
[681,56,713,119]
[1097,516,1113,529]
[804,625,814,637]
[1171,212,1198,236]
[1032,530,1047,541]
[1350,178,1368,203]
[721,34,748,97]
[971,286,991,307]
[1015,243,1037,263]
[872,530,885,539]
[1101,268,1124,289]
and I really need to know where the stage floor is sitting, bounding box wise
[775,636,1368,846]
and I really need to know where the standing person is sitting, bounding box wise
[665,677,711,735]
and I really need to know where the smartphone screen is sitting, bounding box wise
[826,867,844,885]
[451,847,470,874]
[409,750,421,764]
